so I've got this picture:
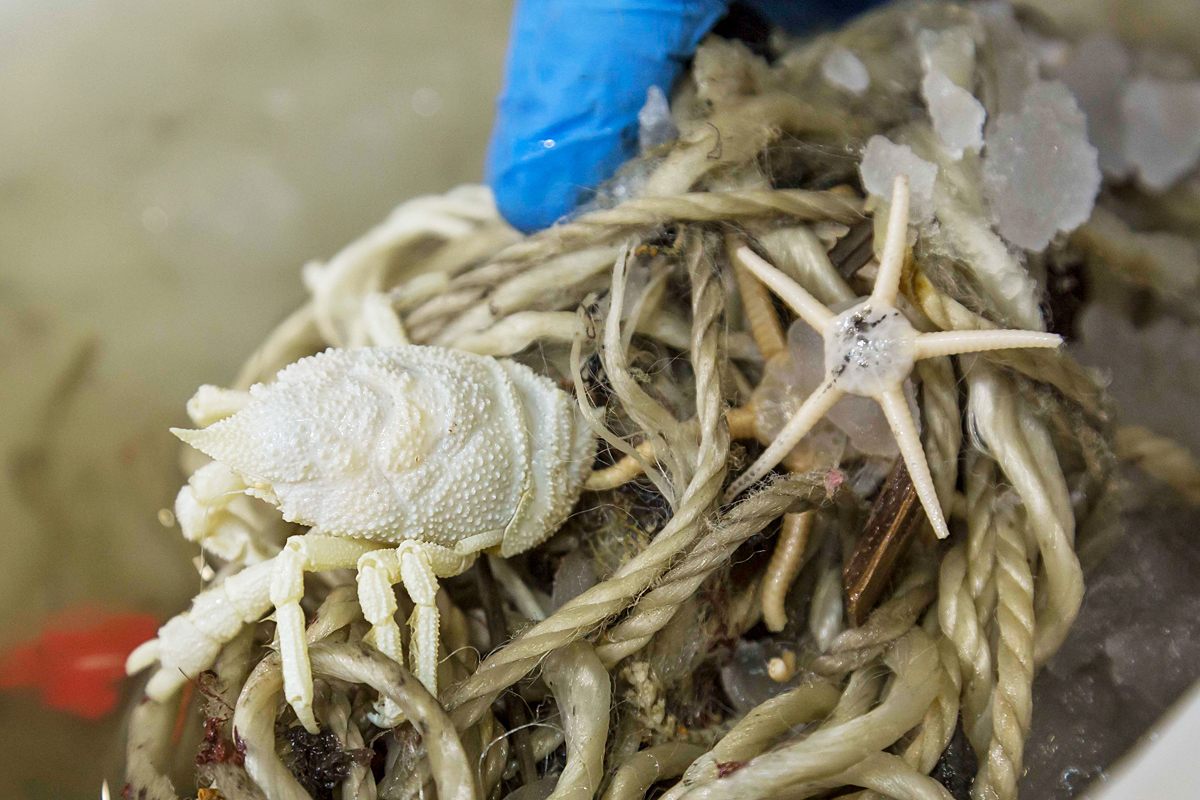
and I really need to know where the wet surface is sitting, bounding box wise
[1021,473,1200,798]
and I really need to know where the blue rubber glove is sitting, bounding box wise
[486,0,882,233]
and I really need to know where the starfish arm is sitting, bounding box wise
[724,380,844,501]
[876,386,951,539]
[870,174,910,308]
[914,329,1062,361]
[732,244,834,332]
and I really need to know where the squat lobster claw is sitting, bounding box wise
[127,346,595,731]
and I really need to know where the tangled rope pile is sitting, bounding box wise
[123,3,1200,799]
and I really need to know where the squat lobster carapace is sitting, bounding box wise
[126,346,595,731]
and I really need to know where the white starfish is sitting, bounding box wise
[725,175,1062,538]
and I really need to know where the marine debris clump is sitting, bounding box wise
[122,3,1200,800]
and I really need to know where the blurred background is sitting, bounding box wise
[0,1,1197,798]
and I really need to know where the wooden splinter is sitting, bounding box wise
[842,458,926,626]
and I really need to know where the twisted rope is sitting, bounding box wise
[916,356,962,511]
[938,544,994,756]
[812,567,937,675]
[972,507,1035,800]
[443,245,730,729]
[966,455,999,636]
[403,189,862,337]
[1114,425,1200,503]
[967,364,1083,665]
[903,626,964,775]
[674,631,941,800]
[597,473,823,666]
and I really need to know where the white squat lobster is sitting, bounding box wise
[126,346,595,731]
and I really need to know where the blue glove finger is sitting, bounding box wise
[486,0,886,233]
[486,0,728,233]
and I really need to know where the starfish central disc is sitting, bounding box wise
[825,301,918,396]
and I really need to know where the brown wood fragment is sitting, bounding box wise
[843,458,927,626]
[829,220,875,279]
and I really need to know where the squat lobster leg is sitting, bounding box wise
[174,461,284,563]
[271,534,386,733]
[129,532,481,735]
[185,384,252,427]
[359,543,477,727]
[277,536,477,731]
[400,543,477,693]
[126,558,278,699]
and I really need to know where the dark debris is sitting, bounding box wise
[931,715,978,800]
[279,723,368,800]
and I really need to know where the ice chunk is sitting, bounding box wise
[975,0,1015,20]
[1026,31,1072,73]
[1122,76,1200,191]
[637,85,678,153]
[922,69,985,159]
[1105,601,1200,709]
[982,81,1101,250]
[821,47,870,96]
[917,27,976,89]
[976,3,1040,114]
[859,135,938,222]
[720,640,803,714]
[1057,34,1132,176]
[847,457,892,500]
[916,27,986,161]
[1072,303,1200,456]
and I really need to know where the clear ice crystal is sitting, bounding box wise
[720,640,803,714]
[982,81,1101,250]
[922,69,985,159]
[821,47,870,96]
[785,320,898,457]
[637,85,678,153]
[1073,303,1200,456]
[1122,76,1200,191]
[976,1,1040,114]
[859,135,938,222]
[1057,34,1132,176]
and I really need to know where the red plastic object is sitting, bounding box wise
[0,606,160,720]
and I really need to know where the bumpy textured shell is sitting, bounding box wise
[175,346,595,554]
